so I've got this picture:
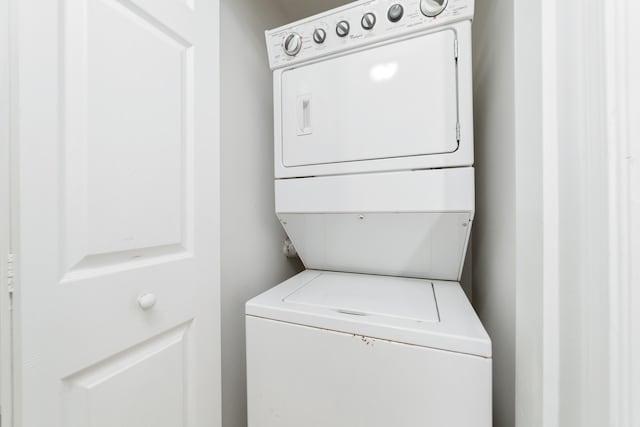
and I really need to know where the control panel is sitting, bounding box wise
[266,0,473,69]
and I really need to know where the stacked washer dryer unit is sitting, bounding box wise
[247,0,491,426]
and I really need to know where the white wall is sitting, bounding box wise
[513,1,545,425]
[220,2,303,427]
[605,3,640,425]
[273,0,351,20]
[629,4,640,420]
[630,31,640,427]
[555,1,610,425]
[471,0,516,425]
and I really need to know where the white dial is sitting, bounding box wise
[420,0,448,17]
[313,28,327,44]
[387,4,404,22]
[336,20,350,37]
[283,33,302,56]
[361,12,377,30]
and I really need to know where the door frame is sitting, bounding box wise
[606,0,638,424]
[0,0,14,423]
[515,0,639,425]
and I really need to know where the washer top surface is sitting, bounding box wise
[247,270,491,358]
[284,272,439,323]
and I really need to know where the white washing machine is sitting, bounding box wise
[247,1,491,426]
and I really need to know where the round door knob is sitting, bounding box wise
[387,4,404,22]
[283,32,302,56]
[420,0,448,17]
[336,20,350,37]
[313,28,327,44]
[361,12,377,30]
[137,293,157,310]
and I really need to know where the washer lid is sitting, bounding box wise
[247,270,491,358]
[284,273,439,323]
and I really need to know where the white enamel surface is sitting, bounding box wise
[15,0,221,425]
[247,315,491,427]
[275,168,474,281]
[272,21,474,178]
[280,30,458,167]
[284,271,439,322]
[279,212,471,280]
[247,270,491,357]
[276,167,475,214]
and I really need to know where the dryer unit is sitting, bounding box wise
[267,0,474,178]
[247,1,491,426]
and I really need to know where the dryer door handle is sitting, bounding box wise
[297,94,312,136]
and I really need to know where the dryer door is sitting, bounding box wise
[280,29,458,167]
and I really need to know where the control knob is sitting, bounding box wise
[361,12,377,30]
[387,4,404,22]
[283,32,302,56]
[313,28,327,44]
[420,0,448,17]
[336,20,350,37]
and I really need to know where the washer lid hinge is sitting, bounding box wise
[456,123,461,142]
[454,39,459,60]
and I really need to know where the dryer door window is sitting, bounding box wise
[280,29,459,167]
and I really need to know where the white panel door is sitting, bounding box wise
[280,30,459,167]
[14,0,220,426]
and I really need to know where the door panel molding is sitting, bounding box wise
[62,322,192,426]
[59,0,196,277]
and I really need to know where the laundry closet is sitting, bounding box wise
[221,0,515,426]
[0,0,630,424]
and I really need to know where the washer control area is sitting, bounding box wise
[267,0,473,69]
